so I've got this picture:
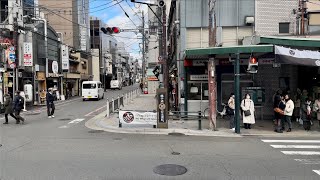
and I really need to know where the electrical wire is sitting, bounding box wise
[125,0,143,21]
[115,0,138,28]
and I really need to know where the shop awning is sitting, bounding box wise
[275,45,320,66]
[184,45,274,60]
[259,36,320,48]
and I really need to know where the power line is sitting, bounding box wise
[115,0,138,28]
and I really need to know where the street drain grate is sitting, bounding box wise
[153,164,187,176]
[25,112,41,116]
[168,132,185,136]
[59,118,72,121]
[171,151,180,155]
[88,130,104,133]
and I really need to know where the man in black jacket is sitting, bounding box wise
[46,88,55,118]
[13,91,25,124]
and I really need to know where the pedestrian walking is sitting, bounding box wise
[13,90,25,124]
[302,99,312,131]
[241,93,255,129]
[140,82,143,93]
[227,93,235,131]
[3,94,18,124]
[46,88,55,118]
[282,94,295,132]
[274,95,286,133]
[313,94,320,127]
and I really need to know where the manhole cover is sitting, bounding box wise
[168,132,185,136]
[153,164,187,176]
[88,130,104,133]
[171,151,180,155]
[59,118,72,121]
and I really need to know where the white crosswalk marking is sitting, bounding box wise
[295,159,320,164]
[313,170,320,175]
[281,151,320,155]
[262,139,320,143]
[262,139,320,176]
[59,119,85,128]
[270,145,320,149]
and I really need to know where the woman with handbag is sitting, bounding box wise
[274,95,285,133]
[282,94,295,132]
[241,94,255,129]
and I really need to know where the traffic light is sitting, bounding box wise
[152,66,160,79]
[247,56,258,73]
[101,27,120,34]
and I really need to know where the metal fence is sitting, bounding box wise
[169,111,208,130]
[105,88,141,117]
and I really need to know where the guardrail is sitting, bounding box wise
[169,111,208,130]
[105,88,141,118]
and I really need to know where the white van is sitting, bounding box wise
[110,80,122,90]
[82,81,104,101]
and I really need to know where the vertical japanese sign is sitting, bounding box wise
[61,45,69,71]
[6,46,16,69]
[157,88,168,128]
[23,42,33,66]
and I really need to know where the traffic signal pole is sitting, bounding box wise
[235,53,241,134]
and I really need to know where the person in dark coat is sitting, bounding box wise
[301,98,312,131]
[3,94,17,124]
[13,90,25,124]
[274,95,286,133]
[46,88,55,118]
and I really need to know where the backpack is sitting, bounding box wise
[18,96,24,108]
[226,106,234,115]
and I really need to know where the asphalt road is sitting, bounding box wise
[1,84,320,180]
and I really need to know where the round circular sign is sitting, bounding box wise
[52,61,59,73]
[159,103,166,110]
[9,63,15,69]
[316,60,320,67]
[123,112,134,123]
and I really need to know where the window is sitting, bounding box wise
[94,29,99,36]
[90,30,93,36]
[83,84,96,89]
[279,22,290,34]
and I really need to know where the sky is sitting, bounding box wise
[90,0,150,62]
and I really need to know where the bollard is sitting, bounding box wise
[106,98,110,117]
[118,95,120,109]
[112,98,115,113]
[198,111,202,130]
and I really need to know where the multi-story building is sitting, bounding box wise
[168,0,311,121]
[38,0,90,52]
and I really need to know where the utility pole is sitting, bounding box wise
[13,17,18,98]
[141,11,145,89]
[208,0,217,131]
[300,0,306,35]
[162,5,168,90]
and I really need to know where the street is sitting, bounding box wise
[0,85,318,179]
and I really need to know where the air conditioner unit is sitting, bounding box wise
[245,16,255,25]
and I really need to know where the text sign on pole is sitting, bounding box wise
[23,42,33,66]
[61,45,69,71]
[157,88,168,128]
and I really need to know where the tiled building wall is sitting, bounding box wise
[255,0,298,36]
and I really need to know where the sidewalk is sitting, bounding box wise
[85,95,320,137]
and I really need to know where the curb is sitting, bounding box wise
[85,113,243,137]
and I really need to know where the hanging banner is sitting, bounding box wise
[61,45,69,71]
[23,42,33,66]
[275,45,320,66]
[119,111,157,125]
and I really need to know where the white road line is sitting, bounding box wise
[271,145,320,149]
[68,118,85,124]
[84,105,108,117]
[295,159,320,164]
[58,125,68,128]
[281,151,320,155]
[262,140,320,143]
[313,170,320,176]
